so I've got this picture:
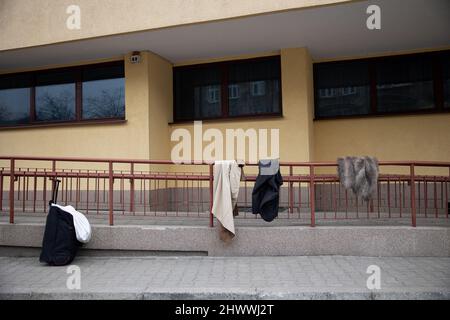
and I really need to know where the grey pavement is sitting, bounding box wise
[1,255,449,300]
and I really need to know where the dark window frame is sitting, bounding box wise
[313,50,450,120]
[172,55,283,123]
[0,60,125,128]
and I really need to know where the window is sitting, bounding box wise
[251,81,266,96]
[207,86,220,104]
[35,69,76,122]
[314,60,370,118]
[376,55,434,113]
[442,51,450,108]
[228,84,240,99]
[0,61,125,128]
[313,50,450,119]
[0,74,31,126]
[82,63,125,119]
[173,56,281,121]
[174,65,222,120]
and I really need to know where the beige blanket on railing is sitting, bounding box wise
[212,160,241,241]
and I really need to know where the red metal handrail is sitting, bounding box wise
[1,156,449,227]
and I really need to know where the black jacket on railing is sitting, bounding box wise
[252,159,283,222]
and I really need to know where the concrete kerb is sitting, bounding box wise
[0,222,449,257]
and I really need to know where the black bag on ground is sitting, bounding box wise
[39,179,82,266]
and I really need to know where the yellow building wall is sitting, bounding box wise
[147,53,173,160]
[313,114,450,175]
[0,0,351,51]
[314,114,450,162]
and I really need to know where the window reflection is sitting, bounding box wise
[376,55,434,113]
[82,78,125,119]
[0,88,30,125]
[35,84,76,121]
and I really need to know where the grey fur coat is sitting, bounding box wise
[337,156,379,201]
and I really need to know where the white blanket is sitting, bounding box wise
[212,160,241,235]
[51,204,92,243]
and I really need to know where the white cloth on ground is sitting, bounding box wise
[51,204,92,243]
[212,160,241,235]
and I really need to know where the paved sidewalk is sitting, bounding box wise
[0,256,449,299]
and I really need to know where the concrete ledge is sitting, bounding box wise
[1,223,449,257]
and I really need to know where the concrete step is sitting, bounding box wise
[1,221,449,257]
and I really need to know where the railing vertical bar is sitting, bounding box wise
[418,180,421,215]
[96,171,100,215]
[70,170,73,202]
[298,181,302,214]
[143,176,147,215]
[75,173,79,210]
[410,164,416,227]
[345,189,348,219]
[9,158,15,224]
[65,173,69,206]
[434,176,438,218]
[165,175,169,215]
[424,180,428,218]
[309,165,315,227]
[387,177,391,218]
[22,172,26,212]
[399,179,402,218]
[377,181,380,218]
[130,163,135,214]
[86,171,90,214]
[209,164,214,228]
[289,166,293,215]
[446,170,449,219]
[26,169,29,200]
[0,169,3,212]
[108,161,114,226]
[333,181,337,219]
[51,160,56,196]
[61,171,65,204]
[17,168,20,201]
[120,171,124,213]
[175,178,178,216]
[17,170,20,201]
[43,170,47,212]
[33,170,37,213]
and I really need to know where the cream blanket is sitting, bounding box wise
[212,160,241,236]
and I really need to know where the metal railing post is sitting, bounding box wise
[130,162,135,213]
[9,158,15,224]
[209,164,214,227]
[108,161,114,226]
[51,160,56,193]
[410,164,416,227]
[309,165,315,227]
[289,165,294,214]
[0,169,3,212]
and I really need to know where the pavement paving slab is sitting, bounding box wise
[0,255,449,300]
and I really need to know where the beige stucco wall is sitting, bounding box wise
[0,0,351,51]
[313,114,450,167]
[147,52,173,160]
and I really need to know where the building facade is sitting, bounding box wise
[1,0,449,164]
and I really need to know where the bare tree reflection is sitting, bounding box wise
[83,88,125,119]
[36,91,75,121]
